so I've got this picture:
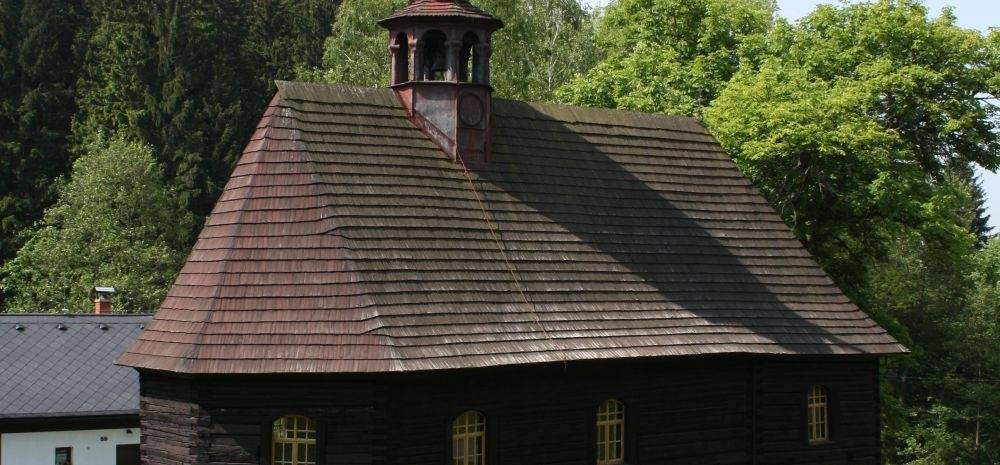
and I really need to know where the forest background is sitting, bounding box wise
[0,0,997,463]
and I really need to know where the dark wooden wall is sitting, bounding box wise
[138,356,880,465]
[141,375,207,465]
[754,360,881,465]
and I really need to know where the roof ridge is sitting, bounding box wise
[493,98,707,133]
[273,80,706,134]
[275,81,401,108]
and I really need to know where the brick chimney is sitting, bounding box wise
[91,286,116,314]
[379,0,503,167]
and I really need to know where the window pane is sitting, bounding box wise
[55,447,72,465]
[596,400,624,465]
[272,415,317,465]
[808,386,829,443]
[453,411,486,465]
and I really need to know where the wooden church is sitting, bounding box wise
[118,1,906,464]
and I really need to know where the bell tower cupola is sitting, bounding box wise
[379,0,503,166]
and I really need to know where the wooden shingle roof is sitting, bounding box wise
[380,0,503,27]
[117,81,906,374]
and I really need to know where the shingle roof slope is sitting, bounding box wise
[0,314,149,418]
[118,82,905,374]
[380,0,502,26]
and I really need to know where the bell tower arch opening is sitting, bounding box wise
[391,32,410,85]
[420,30,448,81]
[459,32,479,83]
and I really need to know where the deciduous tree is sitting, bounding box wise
[556,0,775,116]
[1,136,193,313]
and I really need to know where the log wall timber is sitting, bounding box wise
[140,375,207,465]
[755,360,881,465]
[138,357,880,465]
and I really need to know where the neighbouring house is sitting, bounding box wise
[1,308,150,465]
[117,1,907,464]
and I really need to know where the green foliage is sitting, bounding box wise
[0,0,336,275]
[72,0,156,149]
[699,2,1000,462]
[308,0,402,87]
[486,0,601,101]
[0,0,86,262]
[311,0,600,102]
[706,61,907,290]
[705,0,998,295]
[876,230,1000,463]
[758,2,1000,175]
[990,30,1000,92]
[556,0,775,116]
[555,42,703,115]
[899,404,982,465]
[957,165,993,247]
[247,0,338,88]
[0,136,193,313]
[71,0,336,228]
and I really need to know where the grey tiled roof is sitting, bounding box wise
[0,314,150,419]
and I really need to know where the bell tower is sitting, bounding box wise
[379,0,503,166]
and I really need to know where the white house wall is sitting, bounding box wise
[0,428,139,465]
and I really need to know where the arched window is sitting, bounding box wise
[272,415,316,465]
[596,399,625,465]
[420,30,448,81]
[392,32,410,84]
[459,32,479,83]
[452,410,486,465]
[807,385,830,443]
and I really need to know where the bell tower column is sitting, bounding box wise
[474,43,492,85]
[445,39,462,82]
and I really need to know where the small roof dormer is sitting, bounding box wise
[379,0,503,166]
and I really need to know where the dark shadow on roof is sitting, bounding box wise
[473,100,873,356]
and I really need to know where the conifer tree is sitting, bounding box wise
[247,0,337,91]
[0,0,86,261]
[71,0,336,220]
[72,0,157,149]
[969,176,993,245]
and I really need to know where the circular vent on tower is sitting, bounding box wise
[459,94,484,127]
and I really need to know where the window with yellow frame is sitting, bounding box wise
[807,385,830,443]
[272,415,317,465]
[452,410,486,465]
[596,399,625,465]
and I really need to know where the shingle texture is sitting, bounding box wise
[381,0,502,25]
[118,82,906,374]
[0,314,149,418]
